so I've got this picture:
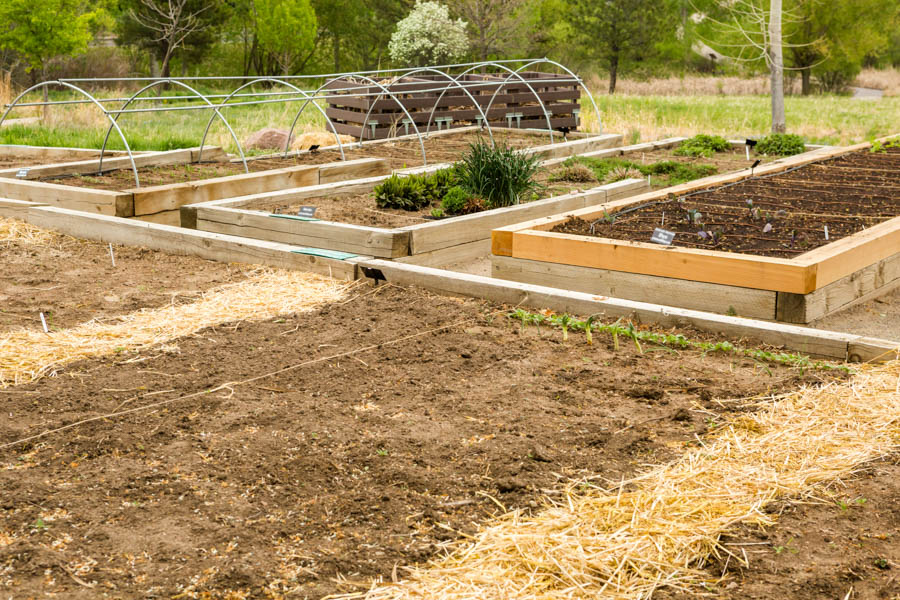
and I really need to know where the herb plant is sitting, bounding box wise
[457,141,542,209]
[674,134,730,158]
[756,133,805,156]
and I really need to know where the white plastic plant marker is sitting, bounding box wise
[109,243,116,267]
[39,312,48,333]
[824,225,829,240]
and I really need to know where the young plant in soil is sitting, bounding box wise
[674,134,730,158]
[456,141,542,209]
[756,133,806,156]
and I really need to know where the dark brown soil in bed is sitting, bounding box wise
[551,146,900,258]
[0,284,842,599]
[0,229,252,332]
[40,130,554,190]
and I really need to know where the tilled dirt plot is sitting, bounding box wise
[658,457,900,600]
[0,284,845,599]
[0,227,252,332]
[41,130,554,190]
[552,146,900,258]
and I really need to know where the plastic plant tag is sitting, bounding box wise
[650,228,675,245]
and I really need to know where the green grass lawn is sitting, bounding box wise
[1,87,897,153]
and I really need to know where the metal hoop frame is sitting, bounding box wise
[200,77,345,162]
[1,60,602,183]
[0,81,141,186]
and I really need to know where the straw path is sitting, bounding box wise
[1,216,56,247]
[0,270,349,388]
[342,361,900,600]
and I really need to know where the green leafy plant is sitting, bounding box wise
[457,141,542,209]
[674,134,730,158]
[756,133,806,156]
[440,185,471,215]
[423,166,459,203]
[374,174,429,211]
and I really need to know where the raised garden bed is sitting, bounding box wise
[492,140,900,323]
[184,132,630,262]
[0,147,387,226]
[325,71,580,140]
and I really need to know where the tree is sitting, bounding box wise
[570,0,669,94]
[785,0,899,94]
[313,0,363,72]
[388,1,468,67]
[455,0,525,62]
[253,0,318,75]
[118,0,226,78]
[699,0,789,132]
[0,0,99,93]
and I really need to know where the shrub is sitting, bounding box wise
[604,166,644,183]
[440,185,470,215]
[388,1,468,66]
[756,133,806,156]
[457,141,542,209]
[549,163,597,183]
[374,174,429,210]
[675,134,730,158]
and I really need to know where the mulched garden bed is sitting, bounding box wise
[39,130,556,190]
[0,285,843,599]
[0,224,252,332]
[551,146,900,258]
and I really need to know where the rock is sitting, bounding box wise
[244,128,293,150]
[496,477,526,493]
[528,444,555,462]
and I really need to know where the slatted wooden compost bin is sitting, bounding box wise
[324,72,580,140]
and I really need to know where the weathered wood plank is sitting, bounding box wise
[355,259,861,361]
[10,206,361,279]
[317,157,390,184]
[0,178,133,216]
[492,254,777,320]
[524,133,623,160]
[395,239,491,268]
[196,206,409,258]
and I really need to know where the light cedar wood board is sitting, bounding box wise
[353,258,900,362]
[0,178,133,217]
[0,147,200,180]
[491,254,777,320]
[509,229,815,294]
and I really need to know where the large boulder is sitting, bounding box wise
[244,128,293,150]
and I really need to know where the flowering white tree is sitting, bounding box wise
[388,1,469,66]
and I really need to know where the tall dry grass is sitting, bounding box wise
[586,74,801,97]
[855,67,900,96]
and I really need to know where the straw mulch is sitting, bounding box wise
[0,270,348,387]
[342,361,900,600]
[0,216,55,246]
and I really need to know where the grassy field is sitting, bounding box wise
[0,84,897,153]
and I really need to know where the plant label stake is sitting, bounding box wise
[745,138,758,161]
[298,206,317,218]
[661,212,665,227]
[39,312,48,333]
[750,159,761,176]
[15,168,29,179]
[108,243,116,267]
[650,228,675,245]
[824,225,829,240]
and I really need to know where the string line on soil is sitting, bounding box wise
[0,269,349,388]
[0,313,480,452]
[336,360,900,600]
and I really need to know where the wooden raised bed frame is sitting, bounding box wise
[0,146,388,226]
[182,132,645,262]
[491,140,900,323]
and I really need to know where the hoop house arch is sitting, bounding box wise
[362,67,495,147]
[199,78,345,161]
[285,75,427,165]
[512,58,603,134]
[424,62,554,143]
[98,79,249,177]
[0,81,142,187]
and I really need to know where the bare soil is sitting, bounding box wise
[40,130,553,190]
[658,456,900,600]
[0,231,252,333]
[0,284,843,599]
[551,147,900,258]
[811,288,900,341]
